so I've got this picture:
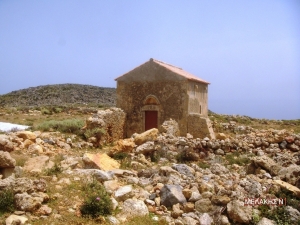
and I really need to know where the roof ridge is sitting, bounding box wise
[152,58,182,70]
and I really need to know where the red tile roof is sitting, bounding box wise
[151,59,210,84]
[115,58,210,84]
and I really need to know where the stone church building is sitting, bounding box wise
[115,58,215,139]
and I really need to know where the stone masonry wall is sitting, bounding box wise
[85,107,126,144]
[187,114,215,139]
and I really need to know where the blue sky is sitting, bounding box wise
[0,0,299,119]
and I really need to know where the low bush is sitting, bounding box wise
[198,161,210,169]
[111,152,128,160]
[257,205,292,225]
[34,119,84,135]
[225,152,251,166]
[44,162,63,176]
[83,127,106,140]
[80,180,113,218]
[0,190,15,215]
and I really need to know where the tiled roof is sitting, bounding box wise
[151,59,210,84]
[115,58,210,84]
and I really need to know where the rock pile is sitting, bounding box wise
[0,118,299,224]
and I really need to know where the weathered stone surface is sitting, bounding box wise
[16,131,37,141]
[85,107,126,145]
[251,155,281,175]
[160,184,186,207]
[216,133,227,140]
[257,217,276,225]
[27,144,43,154]
[159,119,180,136]
[211,195,231,205]
[187,115,215,139]
[171,203,183,218]
[104,180,120,194]
[199,213,213,225]
[278,165,300,186]
[287,143,300,152]
[111,138,135,154]
[23,139,34,148]
[0,136,14,152]
[172,164,195,178]
[195,198,213,213]
[286,206,300,223]
[135,141,155,154]
[56,140,71,151]
[15,192,43,212]
[119,199,148,220]
[23,156,53,173]
[0,151,16,168]
[273,180,300,197]
[5,215,28,225]
[134,128,158,145]
[82,153,120,171]
[114,185,133,201]
[227,200,252,224]
[12,178,34,193]
[36,204,52,215]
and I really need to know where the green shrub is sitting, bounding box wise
[41,108,51,115]
[225,152,251,166]
[83,127,106,139]
[258,205,292,225]
[80,180,113,218]
[44,162,62,176]
[0,190,15,215]
[198,161,210,169]
[34,119,84,135]
[53,107,63,113]
[111,152,128,160]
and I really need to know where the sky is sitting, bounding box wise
[0,0,299,120]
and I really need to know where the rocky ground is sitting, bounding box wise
[0,108,300,225]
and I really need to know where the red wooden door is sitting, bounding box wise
[145,111,158,131]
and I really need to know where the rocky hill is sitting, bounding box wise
[0,84,116,107]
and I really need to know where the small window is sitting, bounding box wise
[200,105,202,114]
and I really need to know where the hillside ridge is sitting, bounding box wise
[0,83,116,107]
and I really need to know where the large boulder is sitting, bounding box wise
[278,165,300,187]
[119,199,148,220]
[257,217,276,225]
[110,138,135,154]
[135,141,155,154]
[133,128,158,145]
[114,185,133,201]
[159,119,180,137]
[5,215,28,225]
[195,198,213,213]
[16,131,37,141]
[160,184,186,207]
[0,151,16,168]
[15,192,44,212]
[227,200,253,224]
[251,155,281,175]
[273,180,300,198]
[82,153,120,171]
[0,135,14,152]
[23,156,54,174]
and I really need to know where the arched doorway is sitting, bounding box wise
[142,95,160,131]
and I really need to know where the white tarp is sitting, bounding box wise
[0,122,30,132]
